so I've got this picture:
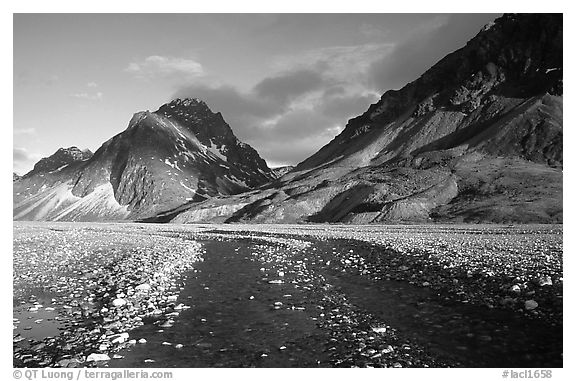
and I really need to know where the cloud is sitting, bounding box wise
[126,55,204,81]
[69,91,103,101]
[367,14,499,91]
[87,82,99,88]
[359,23,390,40]
[172,44,387,165]
[13,147,31,162]
[45,75,59,86]
[273,43,392,89]
[13,147,42,174]
[13,128,36,136]
[253,69,325,104]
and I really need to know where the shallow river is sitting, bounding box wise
[106,235,562,368]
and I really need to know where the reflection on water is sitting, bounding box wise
[110,239,329,367]
[13,302,62,346]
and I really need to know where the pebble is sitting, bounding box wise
[86,353,110,362]
[525,300,539,310]
[111,298,127,307]
[381,345,394,354]
[537,276,553,287]
[111,332,129,344]
[135,283,151,292]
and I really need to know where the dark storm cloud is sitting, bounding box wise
[253,69,325,104]
[259,109,334,140]
[172,68,377,165]
[170,15,499,166]
[317,91,379,121]
[367,14,500,91]
[173,83,275,119]
[172,83,283,142]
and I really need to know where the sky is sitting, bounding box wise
[13,13,500,173]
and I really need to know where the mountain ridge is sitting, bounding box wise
[172,13,562,225]
[13,99,274,221]
[14,13,562,224]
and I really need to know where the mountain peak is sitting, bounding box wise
[25,146,93,177]
[298,13,562,171]
[167,98,211,111]
[155,98,236,146]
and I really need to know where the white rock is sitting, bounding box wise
[525,300,539,310]
[111,298,127,307]
[538,276,553,287]
[382,345,394,354]
[510,285,522,293]
[135,283,151,292]
[138,338,147,344]
[86,353,110,362]
[111,332,129,344]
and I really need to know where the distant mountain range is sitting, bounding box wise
[14,13,562,224]
[14,99,274,221]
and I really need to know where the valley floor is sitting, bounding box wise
[13,222,563,368]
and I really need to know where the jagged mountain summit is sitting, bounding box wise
[13,98,274,221]
[25,147,93,177]
[173,13,562,224]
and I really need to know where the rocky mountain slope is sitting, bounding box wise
[13,99,274,221]
[173,13,562,224]
[271,166,295,179]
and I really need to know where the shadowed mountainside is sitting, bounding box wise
[172,13,562,224]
